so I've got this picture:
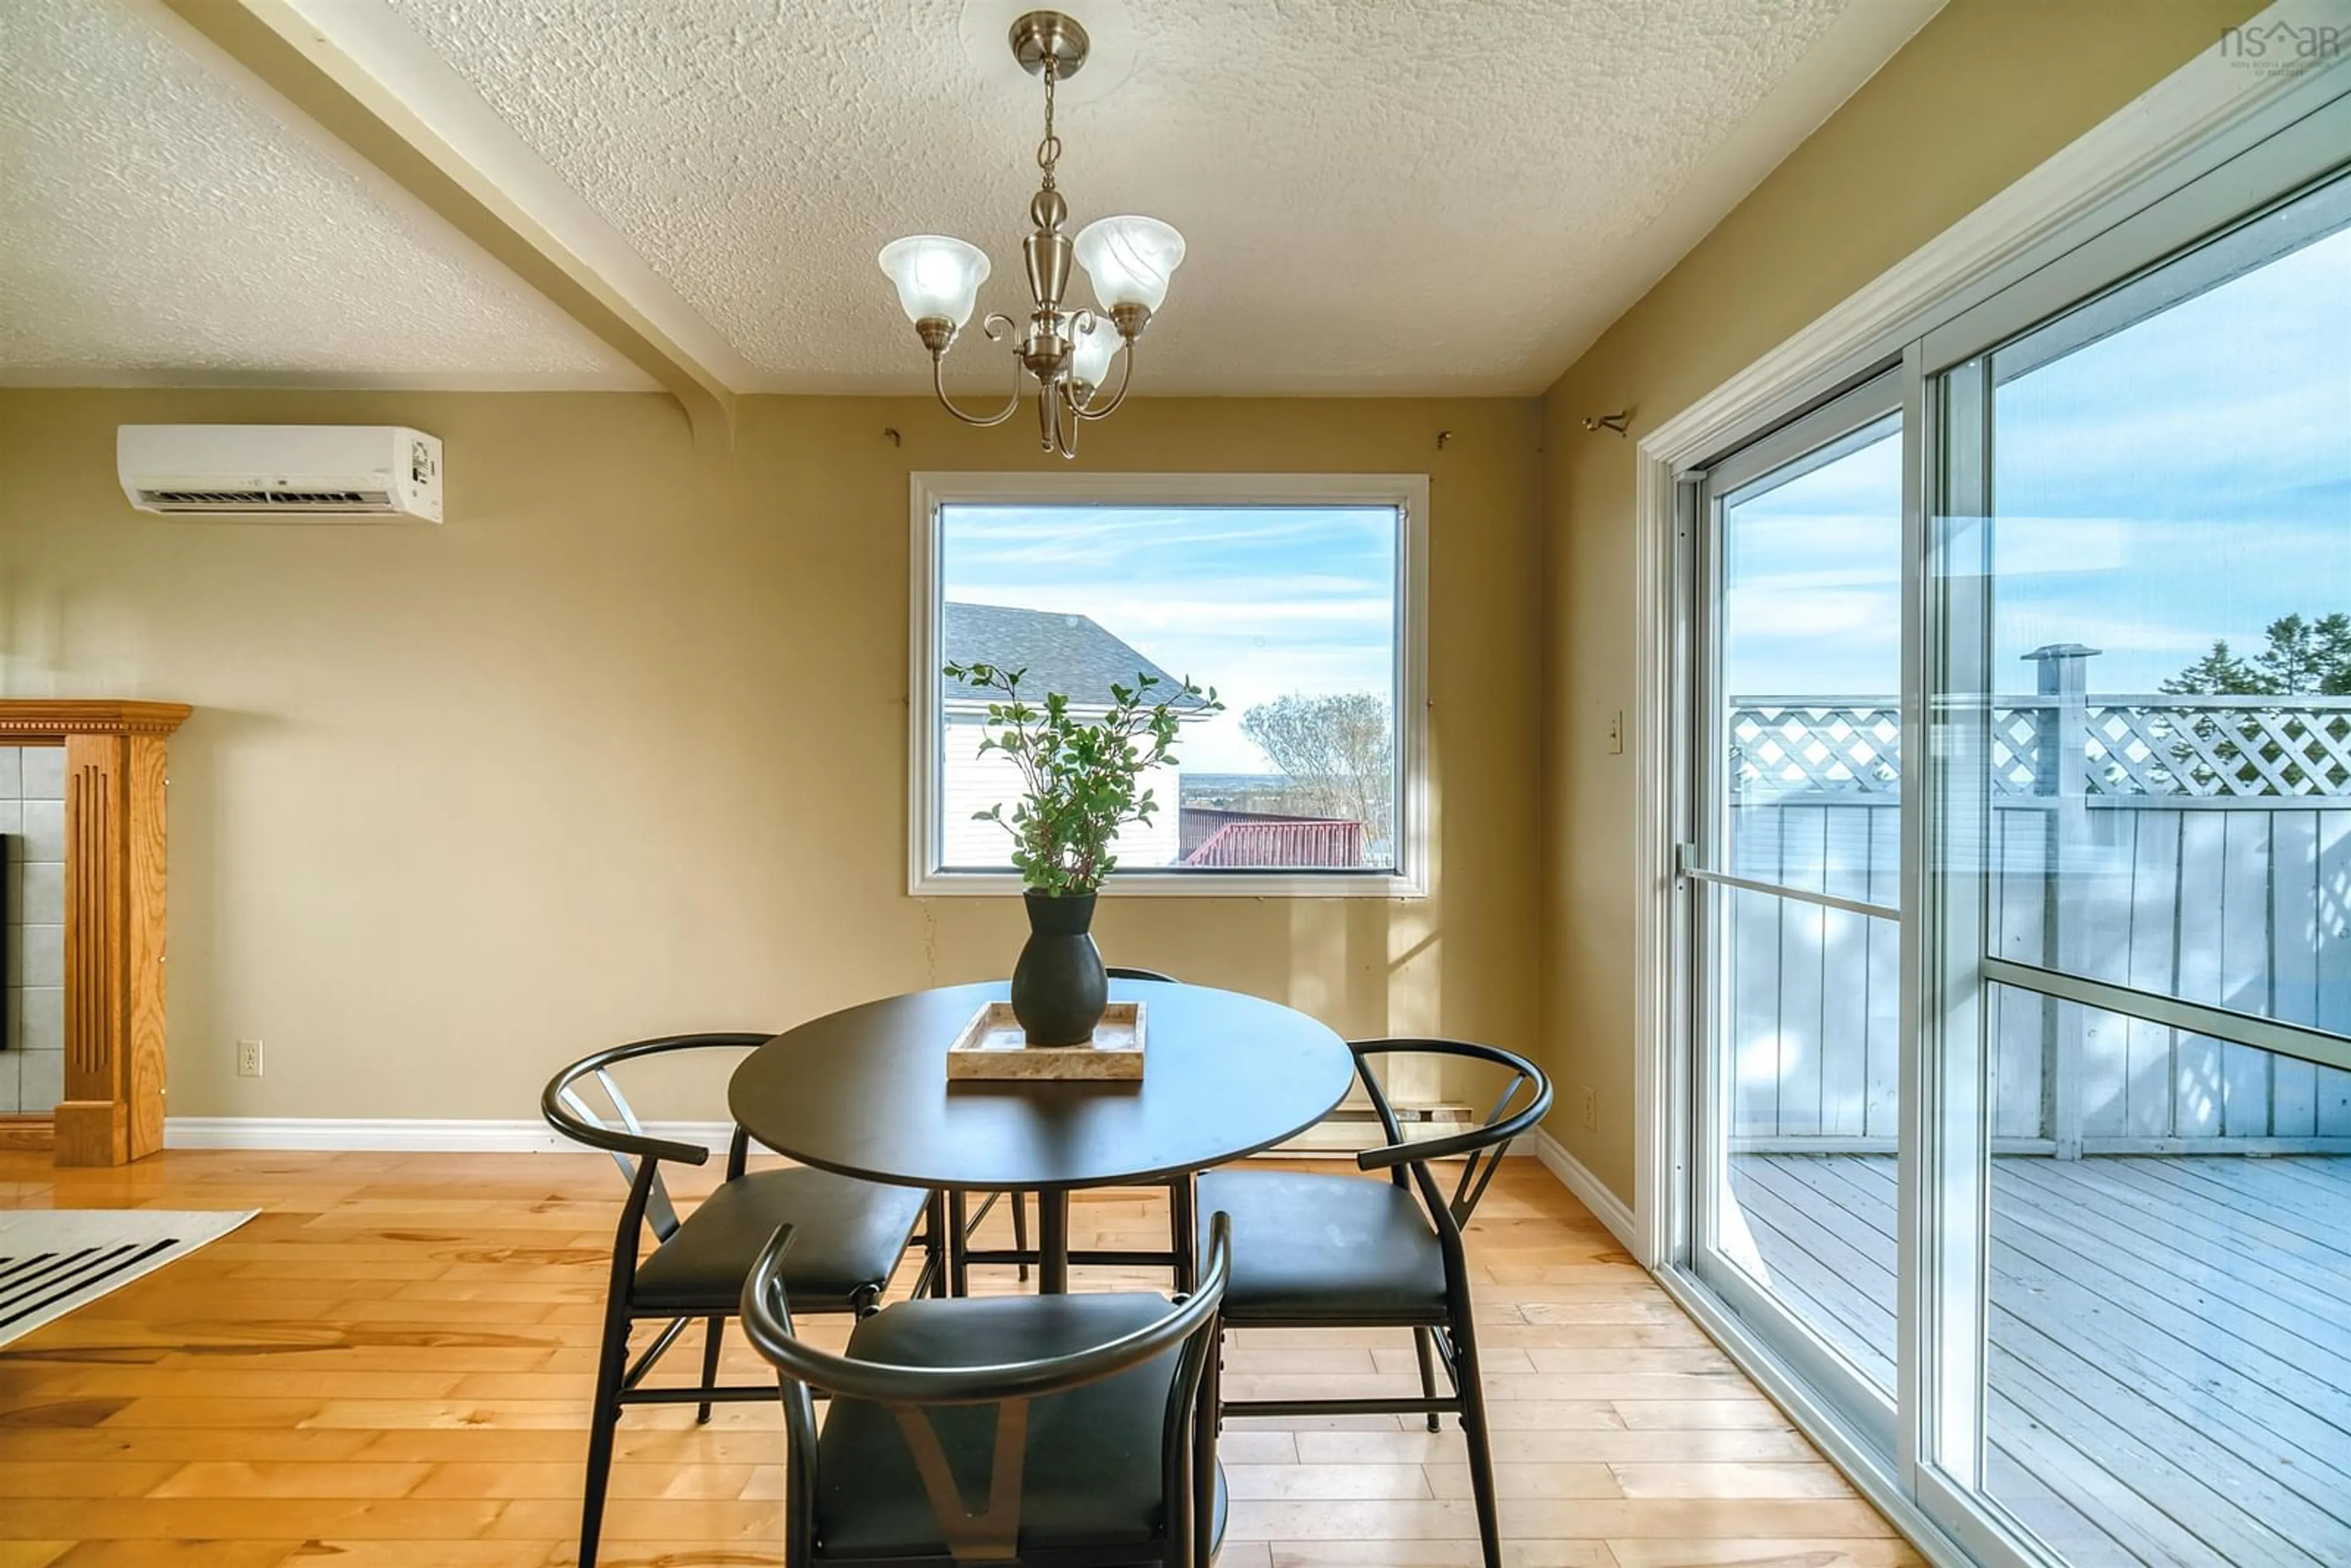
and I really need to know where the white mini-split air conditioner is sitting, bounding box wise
[117,424,443,522]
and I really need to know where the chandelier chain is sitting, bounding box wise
[1037,56,1060,191]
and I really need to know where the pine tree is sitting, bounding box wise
[2309,612,2351,695]
[2161,639,2265,696]
[2255,614,2324,693]
[2163,615,2351,696]
[2159,612,2351,793]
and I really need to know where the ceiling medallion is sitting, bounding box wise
[879,10,1183,460]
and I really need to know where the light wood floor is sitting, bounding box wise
[0,1149,1916,1567]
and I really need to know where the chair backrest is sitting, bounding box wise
[540,1032,768,1242]
[1348,1038,1553,1231]
[742,1214,1232,1563]
[1106,966,1181,983]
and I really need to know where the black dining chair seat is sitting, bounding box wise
[814,1293,1227,1559]
[1201,1040,1552,1568]
[631,1166,931,1315]
[1196,1168,1449,1323]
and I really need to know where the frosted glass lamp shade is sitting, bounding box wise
[1069,314,1118,389]
[1074,216,1185,314]
[878,235,990,328]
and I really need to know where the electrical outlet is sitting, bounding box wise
[236,1039,264,1078]
[1579,1083,1597,1130]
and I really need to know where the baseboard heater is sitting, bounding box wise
[1269,1101,1473,1155]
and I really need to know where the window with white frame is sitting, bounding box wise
[909,473,1427,896]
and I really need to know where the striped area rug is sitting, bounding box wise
[0,1209,255,1347]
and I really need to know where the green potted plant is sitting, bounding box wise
[945,660,1220,1044]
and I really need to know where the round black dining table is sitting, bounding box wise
[729,978,1355,1292]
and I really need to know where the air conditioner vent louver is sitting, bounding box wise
[116,426,441,523]
[140,489,390,507]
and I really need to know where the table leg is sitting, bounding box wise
[1172,1171,1198,1293]
[926,1190,953,1298]
[945,1191,970,1297]
[1036,1188,1071,1294]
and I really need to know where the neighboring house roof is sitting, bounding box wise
[943,602,1197,708]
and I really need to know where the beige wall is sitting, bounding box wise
[1537,0,2258,1201]
[0,390,1541,1120]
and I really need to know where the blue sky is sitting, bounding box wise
[1725,213,2349,699]
[940,504,1397,773]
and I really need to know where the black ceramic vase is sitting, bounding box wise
[1010,890,1108,1046]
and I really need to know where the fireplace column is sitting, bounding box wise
[0,701,190,1167]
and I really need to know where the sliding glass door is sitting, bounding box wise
[1919,164,2351,1567]
[1687,373,1907,1444]
[1671,83,2351,1568]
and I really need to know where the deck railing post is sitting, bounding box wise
[2027,645,2099,1159]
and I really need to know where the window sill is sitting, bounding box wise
[910,869,1428,900]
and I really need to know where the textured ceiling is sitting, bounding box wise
[382,0,1891,395]
[0,0,645,386]
[0,0,1932,396]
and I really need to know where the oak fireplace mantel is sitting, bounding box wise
[1,700,191,1166]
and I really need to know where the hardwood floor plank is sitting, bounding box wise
[47,1544,301,1568]
[1223,1463,1433,1499]
[0,1461,182,1498]
[1297,1429,1820,1466]
[1605,1462,1855,1499]
[0,1497,511,1539]
[264,1547,562,1568]
[407,1460,762,1501]
[1603,1542,1926,1567]
[1421,1461,1622,1499]
[1265,1542,1613,1567]
[1611,1401,1783,1430]
[483,1497,778,1542]
[145,1460,435,1499]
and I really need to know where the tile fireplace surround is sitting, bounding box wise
[1,743,66,1115]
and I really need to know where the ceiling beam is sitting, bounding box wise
[158,0,737,446]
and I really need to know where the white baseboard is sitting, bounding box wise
[1528,1128,1640,1256]
[160,1116,1513,1163]
[164,1117,735,1154]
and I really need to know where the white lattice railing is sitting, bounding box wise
[2078,698,2351,797]
[1723,674,2351,1151]
[1728,702,1902,796]
[1732,694,2351,800]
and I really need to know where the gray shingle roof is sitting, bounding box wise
[943,602,1192,707]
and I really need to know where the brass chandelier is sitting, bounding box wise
[878,10,1184,459]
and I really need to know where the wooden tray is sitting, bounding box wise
[946,1000,1145,1081]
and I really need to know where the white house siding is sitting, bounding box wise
[940,718,1182,871]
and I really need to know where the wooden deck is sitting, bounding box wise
[1734,1152,2351,1566]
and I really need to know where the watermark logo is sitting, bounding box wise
[2218,20,2345,77]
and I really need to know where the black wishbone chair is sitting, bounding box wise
[741,1213,1235,1567]
[950,966,1191,1294]
[1196,1038,1552,1568]
[543,1032,945,1568]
